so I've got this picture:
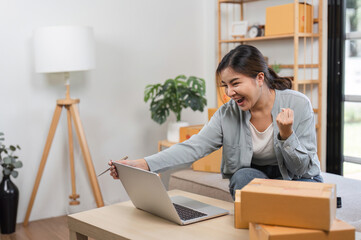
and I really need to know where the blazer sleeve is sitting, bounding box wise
[276,99,320,177]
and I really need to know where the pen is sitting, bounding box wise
[97,156,128,177]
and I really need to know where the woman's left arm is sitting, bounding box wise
[276,104,320,177]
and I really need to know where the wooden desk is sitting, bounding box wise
[68,190,249,240]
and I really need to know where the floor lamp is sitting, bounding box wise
[23,26,104,226]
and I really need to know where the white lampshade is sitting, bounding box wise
[34,25,95,73]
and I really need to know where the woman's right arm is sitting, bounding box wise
[109,107,224,178]
[145,109,224,173]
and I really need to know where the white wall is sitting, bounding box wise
[0,0,217,223]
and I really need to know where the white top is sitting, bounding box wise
[250,122,277,166]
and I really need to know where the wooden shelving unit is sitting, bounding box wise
[217,0,323,159]
[219,33,320,44]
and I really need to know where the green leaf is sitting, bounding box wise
[0,132,4,136]
[164,79,176,91]
[175,75,186,81]
[4,168,11,175]
[150,99,170,124]
[3,156,11,164]
[9,145,16,151]
[11,170,18,178]
[17,145,21,150]
[144,84,162,102]
[187,76,206,96]
[13,161,23,168]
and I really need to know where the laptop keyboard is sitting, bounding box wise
[173,203,207,221]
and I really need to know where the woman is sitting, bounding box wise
[109,45,322,199]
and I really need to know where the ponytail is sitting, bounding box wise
[267,67,292,90]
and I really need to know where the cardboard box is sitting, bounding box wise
[208,108,217,121]
[179,125,203,142]
[234,190,249,229]
[265,3,313,36]
[249,219,355,240]
[241,178,336,231]
[179,125,222,173]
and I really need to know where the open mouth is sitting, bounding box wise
[237,97,245,104]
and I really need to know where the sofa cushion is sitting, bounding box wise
[169,169,233,202]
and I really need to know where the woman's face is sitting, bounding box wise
[220,67,264,111]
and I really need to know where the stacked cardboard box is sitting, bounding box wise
[234,190,249,229]
[234,178,355,239]
[249,220,356,240]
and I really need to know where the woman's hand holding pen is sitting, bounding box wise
[109,158,150,179]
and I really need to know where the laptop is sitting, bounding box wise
[113,162,229,225]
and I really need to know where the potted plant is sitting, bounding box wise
[144,75,207,142]
[0,132,23,234]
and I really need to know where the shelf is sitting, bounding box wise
[220,33,320,43]
[219,0,322,8]
[297,79,319,85]
[278,64,320,69]
[219,0,263,3]
[158,140,176,152]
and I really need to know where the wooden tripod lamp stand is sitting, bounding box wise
[24,26,104,226]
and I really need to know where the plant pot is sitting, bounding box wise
[0,174,19,234]
[167,121,189,143]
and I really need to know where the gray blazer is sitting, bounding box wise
[145,89,321,180]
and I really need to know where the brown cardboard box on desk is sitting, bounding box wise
[241,178,336,231]
[249,219,355,240]
[265,3,313,36]
[234,190,249,229]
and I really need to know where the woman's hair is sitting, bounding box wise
[216,45,292,90]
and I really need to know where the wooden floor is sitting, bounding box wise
[0,216,93,240]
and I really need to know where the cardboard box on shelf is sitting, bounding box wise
[234,190,249,229]
[208,108,217,121]
[179,125,204,142]
[179,125,222,173]
[241,178,336,231]
[265,3,313,36]
[249,219,355,240]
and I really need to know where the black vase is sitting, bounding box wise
[0,174,19,234]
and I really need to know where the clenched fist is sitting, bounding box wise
[276,108,294,140]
